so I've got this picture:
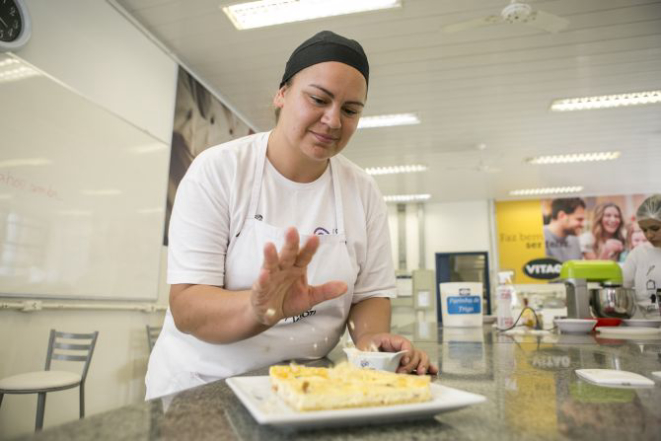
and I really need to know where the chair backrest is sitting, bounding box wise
[45,329,99,381]
[146,325,161,352]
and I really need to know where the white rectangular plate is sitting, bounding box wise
[596,326,661,338]
[226,376,486,430]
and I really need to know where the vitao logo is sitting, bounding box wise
[523,258,562,280]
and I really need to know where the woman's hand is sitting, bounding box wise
[251,227,348,326]
[356,333,439,376]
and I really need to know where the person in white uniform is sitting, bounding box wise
[623,194,661,316]
[146,31,438,399]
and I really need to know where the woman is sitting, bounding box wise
[619,221,648,263]
[146,31,437,399]
[580,202,625,261]
[623,195,661,315]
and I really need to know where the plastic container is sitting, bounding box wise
[594,318,622,329]
[440,282,483,327]
[495,274,514,329]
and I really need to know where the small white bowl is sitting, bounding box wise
[554,318,597,334]
[343,348,407,372]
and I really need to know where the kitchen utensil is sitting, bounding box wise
[343,348,407,372]
[623,318,661,327]
[226,376,486,429]
[560,260,624,319]
[595,318,622,327]
[554,318,597,334]
[590,286,637,319]
[596,327,661,339]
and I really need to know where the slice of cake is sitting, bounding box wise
[269,363,432,412]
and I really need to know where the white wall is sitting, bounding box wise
[0,1,175,438]
[387,200,494,326]
[389,200,493,272]
[18,0,177,144]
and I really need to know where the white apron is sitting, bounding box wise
[146,141,357,399]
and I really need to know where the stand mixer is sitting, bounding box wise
[559,260,636,319]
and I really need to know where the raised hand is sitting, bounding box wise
[250,227,348,326]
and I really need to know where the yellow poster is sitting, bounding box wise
[496,200,545,284]
[496,195,651,284]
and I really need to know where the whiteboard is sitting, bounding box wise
[0,55,169,300]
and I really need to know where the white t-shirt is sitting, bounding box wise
[622,243,661,304]
[260,159,336,236]
[167,131,396,302]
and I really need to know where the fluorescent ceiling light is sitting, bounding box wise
[550,90,661,112]
[383,194,431,203]
[358,113,420,129]
[509,186,583,196]
[222,0,402,30]
[527,152,620,165]
[0,158,52,168]
[80,189,122,196]
[365,164,427,175]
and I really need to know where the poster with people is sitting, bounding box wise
[496,194,650,284]
[164,67,254,245]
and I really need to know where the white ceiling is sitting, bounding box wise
[113,0,661,202]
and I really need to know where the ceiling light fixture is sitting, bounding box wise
[509,186,583,196]
[358,113,420,129]
[383,194,431,203]
[365,164,428,175]
[550,90,661,112]
[527,151,620,165]
[222,0,402,30]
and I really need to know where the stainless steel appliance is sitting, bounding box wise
[560,260,636,319]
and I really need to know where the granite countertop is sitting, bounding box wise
[18,326,661,441]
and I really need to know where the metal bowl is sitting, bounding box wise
[590,287,636,319]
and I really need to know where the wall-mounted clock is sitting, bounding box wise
[0,0,31,51]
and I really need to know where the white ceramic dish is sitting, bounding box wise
[226,376,486,430]
[596,326,661,339]
[575,369,654,388]
[622,318,661,328]
[554,318,597,334]
[343,348,407,372]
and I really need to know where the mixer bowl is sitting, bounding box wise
[590,287,636,319]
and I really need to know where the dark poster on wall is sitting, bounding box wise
[164,67,253,245]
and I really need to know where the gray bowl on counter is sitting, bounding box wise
[590,286,636,319]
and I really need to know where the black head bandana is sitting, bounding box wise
[280,30,369,90]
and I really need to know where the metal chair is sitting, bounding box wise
[146,325,161,352]
[0,329,98,431]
